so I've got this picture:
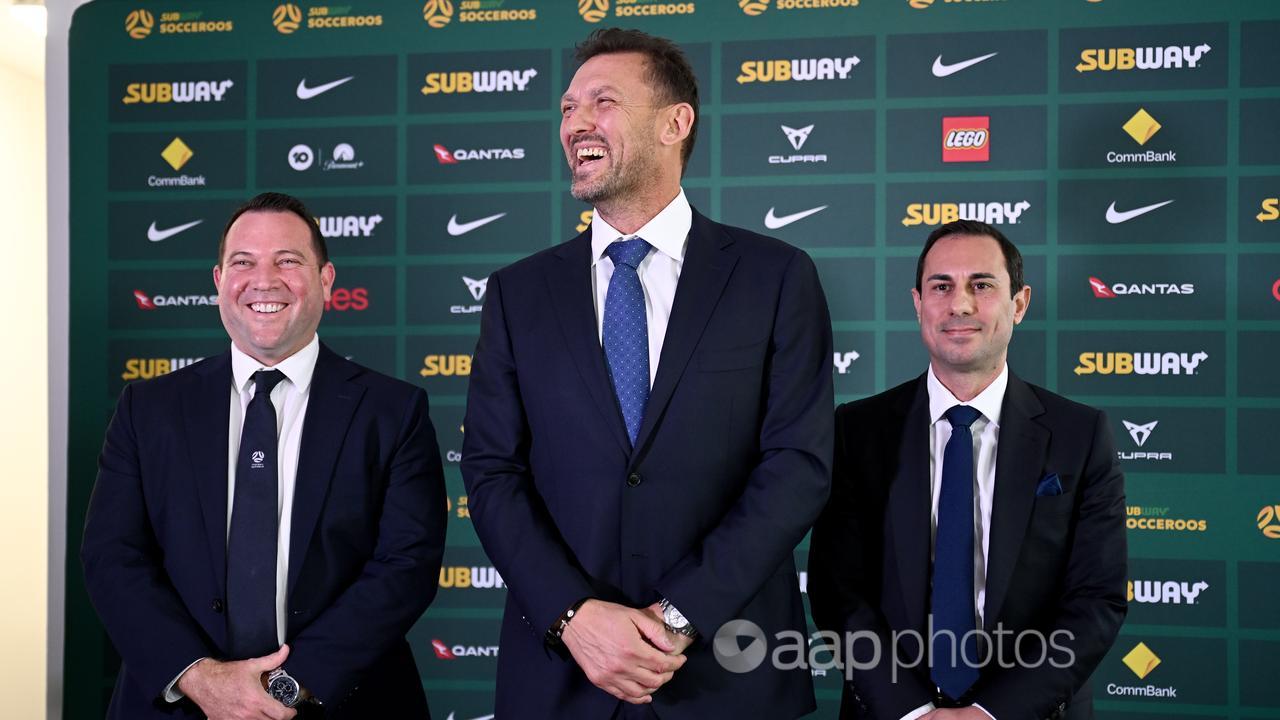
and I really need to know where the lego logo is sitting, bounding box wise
[945,129,988,149]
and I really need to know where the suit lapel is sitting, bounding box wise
[186,352,232,596]
[547,231,633,455]
[287,344,365,596]
[984,372,1048,626]
[888,377,933,633]
[631,211,738,459]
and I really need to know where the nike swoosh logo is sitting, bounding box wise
[147,219,203,242]
[764,205,828,229]
[931,52,999,78]
[296,76,354,100]
[447,212,507,236]
[1105,199,1174,224]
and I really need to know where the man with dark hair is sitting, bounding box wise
[809,220,1127,720]
[463,27,833,720]
[83,192,448,719]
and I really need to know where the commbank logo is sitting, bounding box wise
[422,69,537,95]
[324,287,368,312]
[901,201,1029,227]
[161,137,194,171]
[1076,44,1211,73]
[420,354,472,377]
[1123,108,1161,146]
[1073,351,1207,376]
[736,56,861,85]
[433,144,525,163]
[122,80,234,105]
[125,9,154,39]
[1128,579,1208,605]
[942,116,989,163]
[1088,277,1195,298]
[316,214,382,238]
[1123,420,1157,447]
[1122,642,1161,680]
[1257,198,1278,222]
[832,351,860,375]
[133,290,218,309]
[122,357,203,380]
[770,124,826,165]
[439,565,505,589]
[1109,108,1175,164]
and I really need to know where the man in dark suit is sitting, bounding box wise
[82,192,447,719]
[461,28,833,720]
[809,219,1127,720]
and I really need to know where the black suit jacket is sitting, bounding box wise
[82,343,447,719]
[808,372,1127,720]
[461,209,834,719]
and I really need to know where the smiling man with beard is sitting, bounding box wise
[461,27,834,720]
[82,192,447,720]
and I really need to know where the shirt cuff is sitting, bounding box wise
[163,657,208,702]
[900,702,936,720]
[973,703,997,720]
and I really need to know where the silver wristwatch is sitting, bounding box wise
[660,598,698,638]
[266,667,302,708]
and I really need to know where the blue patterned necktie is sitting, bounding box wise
[603,238,652,446]
[931,404,983,700]
[227,369,286,658]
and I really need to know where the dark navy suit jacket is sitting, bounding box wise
[461,209,835,719]
[808,373,1127,720]
[82,343,447,719]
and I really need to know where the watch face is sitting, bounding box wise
[664,605,688,628]
[269,676,300,706]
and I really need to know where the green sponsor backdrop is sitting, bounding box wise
[68,1,1280,718]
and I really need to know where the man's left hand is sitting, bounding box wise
[644,603,696,655]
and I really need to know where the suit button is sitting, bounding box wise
[626,473,642,487]
[212,598,223,613]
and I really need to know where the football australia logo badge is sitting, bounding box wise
[273,4,302,33]
[579,0,608,22]
[125,9,154,39]
[423,0,454,28]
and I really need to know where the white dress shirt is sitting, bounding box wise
[901,364,1008,720]
[590,189,691,387]
[165,334,320,701]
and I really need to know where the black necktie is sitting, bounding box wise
[227,369,286,658]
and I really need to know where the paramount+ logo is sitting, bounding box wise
[901,201,1029,227]
[1076,44,1211,73]
[1073,351,1207,376]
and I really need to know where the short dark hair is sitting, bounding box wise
[915,219,1024,297]
[574,27,699,171]
[218,192,329,266]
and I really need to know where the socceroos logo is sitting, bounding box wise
[128,9,233,36]
[1074,351,1207,376]
[1076,43,1211,73]
[275,4,383,31]
[125,9,154,39]
[423,0,454,27]
[1258,505,1280,539]
[579,0,608,21]
[739,0,859,14]
[736,56,861,84]
[424,0,536,26]
[273,4,302,32]
[901,201,1029,227]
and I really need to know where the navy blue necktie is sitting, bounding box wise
[227,369,286,658]
[931,404,983,700]
[603,238,652,446]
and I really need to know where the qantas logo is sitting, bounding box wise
[316,214,383,238]
[1089,276,1194,298]
[1105,200,1174,224]
[296,76,354,100]
[931,52,998,77]
[147,219,203,242]
[764,205,827,229]
[434,144,526,163]
[133,290,218,309]
[431,639,499,659]
[447,212,507,236]
[735,56,861,84]
[1123,420,1158,447]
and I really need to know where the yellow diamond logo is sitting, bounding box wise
[1123,108,1161,146]
[1122,642,1161,680]
[161,137,194,171]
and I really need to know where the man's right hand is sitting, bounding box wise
[176,644,297,720]
[562,599,688,705]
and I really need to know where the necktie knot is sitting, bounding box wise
[253,369,286,397]
[605,238,652,270]
[945,404,982,430]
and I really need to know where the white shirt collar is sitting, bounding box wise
[231,334,321,395]
[590,189,691,267]
[927,363,1009,429]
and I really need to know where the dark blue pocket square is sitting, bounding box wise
[1036,473,1064,497]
